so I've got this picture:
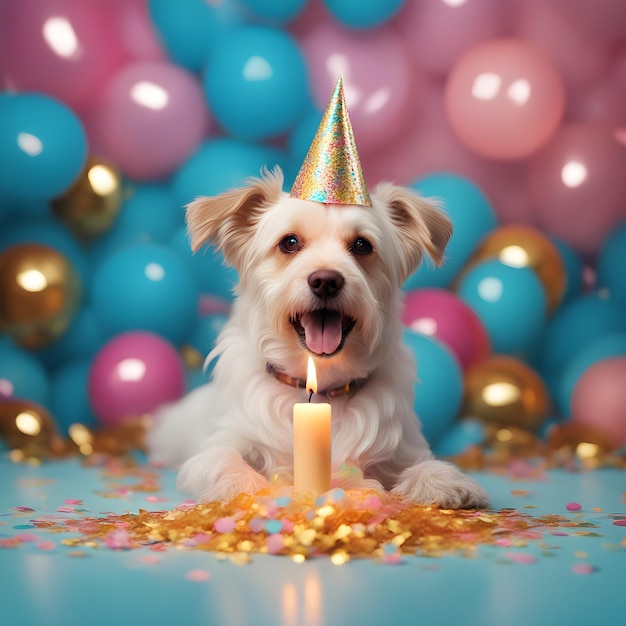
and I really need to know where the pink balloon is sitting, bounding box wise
[362,83,534,225]
[110,0,167,63]
[0,0,129,109]
[88,61,210,180]
[393,0,505,78]
[514,0,611,89]
[527,122,626,258]
[445,38,566,161]
[571,357,626,448]
[88,331,186,427]
[402,289,490,371]
[549,0,626,44]
[300,22,421,155]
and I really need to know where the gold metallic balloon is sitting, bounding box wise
[462,355,551,431]
[0,243,82,348]
[51,156,122,239]
[0,399,62,460]
[464,224,566,313]
[547,422,616,458]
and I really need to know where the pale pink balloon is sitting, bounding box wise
[0,0,129,109]
[527,122,626,258]
[111,0,167,63]
[514,0,611,89]
[393,0,505,78]
[445,38,566,161]
[571,357,626,448]
[88,62,210,180]
[362,83,535,225]
[300,22,421,155]
[402,289,490,371]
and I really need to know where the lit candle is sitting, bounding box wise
[293,357,331,495]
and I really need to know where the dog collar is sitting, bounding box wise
[266,363,371,398]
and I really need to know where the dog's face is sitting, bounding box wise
[186,168,452,383]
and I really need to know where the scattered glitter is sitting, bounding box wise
[510,490,531,497]
[566,502,582,512]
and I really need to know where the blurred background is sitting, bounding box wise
[0,0,625,467]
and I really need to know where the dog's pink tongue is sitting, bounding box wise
[301,310,342,355]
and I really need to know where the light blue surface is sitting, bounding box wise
[1,457,624,626]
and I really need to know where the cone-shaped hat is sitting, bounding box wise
[290,76,371,207]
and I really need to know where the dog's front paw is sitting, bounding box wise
[391,460,489,509]
[177,449,270,503]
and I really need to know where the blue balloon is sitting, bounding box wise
[172,138,286,208]
[91,243,200,346]
[288,103,324,166]
[0,93,87,199]
[170,226,238,301]
[457,260,547,356]
[407,173,497,290]
[433,418,486,458]
[324,0,405,28]
[402,329,463,446]
[556,333,626,417]
[89,183,183,267]
[204,25,309,140]
[51,359,99,435]
[148,0,244,73]
[551,237,583,304]
[0,216,89,285]
[32,307,107,370]
[535,294,626,385]
[0,343,50,409]
[188,313,228,357]
[239,0,308,24]
[597,220,626,309]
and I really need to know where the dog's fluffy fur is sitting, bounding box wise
[147,168,488,509]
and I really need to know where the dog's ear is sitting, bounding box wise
[373,183,453,284]
[186,167,284,268]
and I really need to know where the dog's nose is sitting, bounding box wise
[308,270,345,298]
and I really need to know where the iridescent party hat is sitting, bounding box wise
[290,76,371,207]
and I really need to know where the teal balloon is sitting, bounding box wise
[51,359,99,435]
[172,138,286,208]
[402,329,463,446]
[457,260,547,356]
[536,294,626,385]
[188,313,228,356]
[238,0,308,24]
[552,237,583,304]
[204,26,309,140]
[433,418,486,458]
[597,220,626,309]
[324,0,405,28]
[556,333,626,417]
[148,0,244,73]
[407,173,497,290]
[170,226,238,301]
[0,343,50,409]
[0,93,87,199]
[91,243,199,346]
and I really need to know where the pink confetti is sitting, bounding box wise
[571,563,595,575]
[566,502,582,511]
[505,552,537,564]
[139,555,161,565]
[612,519,626,527]
[186,569,210,582]
[145,496,167,503]
[64,499,83,505]
[103,529,133,550]
[266,533,284,555]
[13,533,39,542]
[214,517,236,533]
[248,517,265,533]
[57,506,77,513]
[12,506,35,513]
[37,541,56,551]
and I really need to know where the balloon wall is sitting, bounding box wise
[1,0,625,463]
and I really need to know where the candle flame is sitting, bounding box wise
[306,356,318,395]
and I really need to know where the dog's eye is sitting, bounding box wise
[351,237,373,256]
[279,234,301,254]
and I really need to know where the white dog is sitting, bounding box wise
[148,167,488,509]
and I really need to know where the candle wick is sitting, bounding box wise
[308,389,313,403]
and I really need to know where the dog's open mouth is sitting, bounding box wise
[291,309,356,356]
